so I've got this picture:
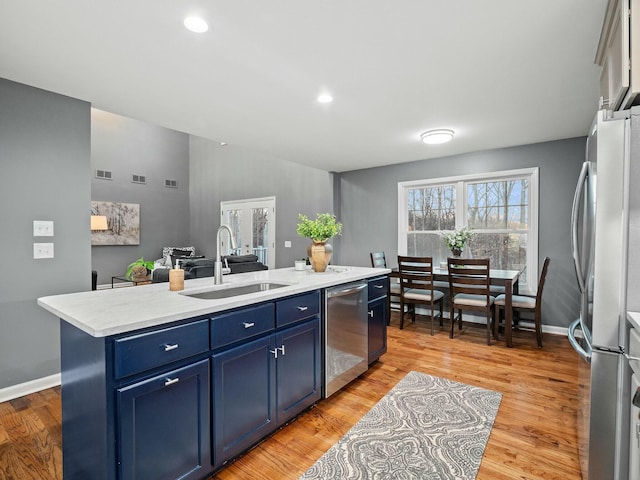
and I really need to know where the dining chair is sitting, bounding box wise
[447,257,494,345]
[494,257,550,348]
[397,256,445,334]
[370,252,400,323]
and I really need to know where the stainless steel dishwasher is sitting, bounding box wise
[324,281,368,397]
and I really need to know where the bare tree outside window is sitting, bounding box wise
[402,170,536,293]
[467,179,528,279]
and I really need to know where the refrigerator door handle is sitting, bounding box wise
[571,161,589,294]
[568,318,592,363]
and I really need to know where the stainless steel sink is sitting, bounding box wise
[182,282,289,300]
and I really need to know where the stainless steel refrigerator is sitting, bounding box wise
[568,108,635,480]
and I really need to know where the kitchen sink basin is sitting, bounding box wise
[182,282,289,300]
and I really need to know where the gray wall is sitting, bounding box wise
[189,136,335,267]
[0,76,583,394]
[335,138,585,329]
[91,110,191,285]
[0,78,91,389]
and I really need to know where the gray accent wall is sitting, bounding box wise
[91,110,191,285]
[188,136,335,267]
[0,78,90,389]
[335,138,585,329]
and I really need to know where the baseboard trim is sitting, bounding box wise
[406,305,570,337]
[0,373,61,403]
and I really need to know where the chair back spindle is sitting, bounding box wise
[397,256,444,334]
[447,257,494,345]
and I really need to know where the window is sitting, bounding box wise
[398,168,538,294]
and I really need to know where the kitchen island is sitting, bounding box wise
[38,266,389,480]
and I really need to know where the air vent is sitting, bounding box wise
[131,174,146,184]
[96,169,112,180]
[165,179,178,188]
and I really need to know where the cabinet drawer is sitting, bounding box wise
[368,276,388,300]
[114,319,209,379]
[276,291,320,328]
[211,303,275,350]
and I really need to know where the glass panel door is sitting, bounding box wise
[221,197,275,269]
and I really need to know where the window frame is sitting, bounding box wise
[397,167,539,295]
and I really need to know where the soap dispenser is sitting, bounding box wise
[169,263,184,291]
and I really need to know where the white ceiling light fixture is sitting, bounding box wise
[420,129,455,145]
[184,16,208,33]
[317,93,333,104]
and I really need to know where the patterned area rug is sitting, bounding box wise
[300,371,502,480]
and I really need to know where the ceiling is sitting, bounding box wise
[0,1,607,173]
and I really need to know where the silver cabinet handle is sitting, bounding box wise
[243,322,255,329]
[374,284,383,289]
[270,345,286,358]
[164,343,179,352]
[164,377,179,386]
[369,310,374,317]
[297,306,308,311]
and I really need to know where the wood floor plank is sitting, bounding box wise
[0,312,581,479]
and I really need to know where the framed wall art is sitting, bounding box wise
[91,201,140,246]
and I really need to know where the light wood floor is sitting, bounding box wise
[0,312,581,480]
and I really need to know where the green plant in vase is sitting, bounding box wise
[440,226,473,257]
[297,213,342,272]
[126,257,155,281]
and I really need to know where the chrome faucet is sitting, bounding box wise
[214,224,237,284]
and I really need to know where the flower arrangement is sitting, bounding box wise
[440,226,473,255]
[296,213,342,242]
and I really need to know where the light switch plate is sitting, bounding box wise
[33,243,54,259]
[33,220,54,236]
[284,240,292,248]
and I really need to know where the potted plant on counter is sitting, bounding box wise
[296,213,342,272]
[125,257,155,282]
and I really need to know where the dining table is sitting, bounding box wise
[391,266,522,347]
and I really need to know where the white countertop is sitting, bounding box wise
[38,266,389,338]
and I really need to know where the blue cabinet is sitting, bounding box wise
[368,276,388,364]
[212,335,276,466]
[117,359,210,480]
[276,319,321,423]
[58,288,323,478]
[212,292,321,468]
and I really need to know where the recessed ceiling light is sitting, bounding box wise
[184,16,208,33]
[420,129,454,145]
[317,93,333,104]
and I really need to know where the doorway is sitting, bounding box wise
[220,197,275,269]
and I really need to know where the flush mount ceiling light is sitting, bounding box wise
[317,93,333,104]
[420,129,455,145]
[184,16,208,33]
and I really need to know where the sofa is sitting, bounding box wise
[152,254,268,283]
